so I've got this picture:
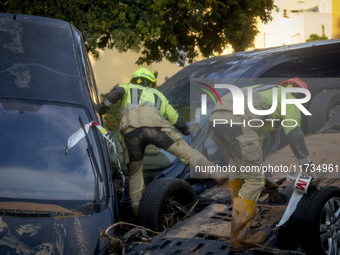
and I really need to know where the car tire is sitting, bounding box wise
[307,90,340,133]
[138,178,197,232]
[288,186,340,254]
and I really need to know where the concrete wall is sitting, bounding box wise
[240,0,332,49]
[277,0,332,13]
[333,0,340,38]
[304,12,332,40]
[263,9,295,47]
[259,9,331,48]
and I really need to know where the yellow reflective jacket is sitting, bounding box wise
[118,83,179,127]
[212,85,302,136]
[254,85,302,136]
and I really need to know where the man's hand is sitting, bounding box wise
[173,116,190,136]
[182,129,190,136]
[94,103,109,115]
[181,123,201,136]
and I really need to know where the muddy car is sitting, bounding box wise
[120,40,340,254]
[0,13,122,254]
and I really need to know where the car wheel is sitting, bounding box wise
[138,178,197,232]
[289,186,340,254]
[307,90,340,133]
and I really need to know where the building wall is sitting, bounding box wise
[276,0,332,13]
[333,0,340,38]
[304,12,332,40]
[256,1,332,49]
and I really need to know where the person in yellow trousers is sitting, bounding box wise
[95,68,217,216]
[208,80,319,251]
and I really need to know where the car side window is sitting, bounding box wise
[72,29,99,106]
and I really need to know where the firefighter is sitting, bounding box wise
[95,68,216,216]
[208,79,319,251]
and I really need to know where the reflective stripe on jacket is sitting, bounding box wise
[118,83,179,125]
[255,85,302,136]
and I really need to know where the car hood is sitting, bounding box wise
[0,204,112,254]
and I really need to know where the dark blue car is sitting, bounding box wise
[0,13,121,254]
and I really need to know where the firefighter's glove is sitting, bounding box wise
[302,163,321,191]
[174,116,190,136]
[182,129,190,136]
[95,103,109,115]
[265,177,281,203]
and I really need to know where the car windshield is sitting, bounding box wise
[0,16,82,105]
[0,100,105,202]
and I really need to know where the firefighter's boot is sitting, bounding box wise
[230,198,267,251]
[229,179,243,203]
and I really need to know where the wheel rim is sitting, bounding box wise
[320,197,340,255]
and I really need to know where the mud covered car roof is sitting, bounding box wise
[159,39,340,104]
[0,13,85,105]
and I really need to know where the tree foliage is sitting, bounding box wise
[1,0,274,65]
[306,24,328,42]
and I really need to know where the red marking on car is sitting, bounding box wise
[295,179,307,192]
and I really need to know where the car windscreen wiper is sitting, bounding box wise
[65,119,125,199]
[65,117,104,206]
[78,117,103,207]
[78,116,103,183]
